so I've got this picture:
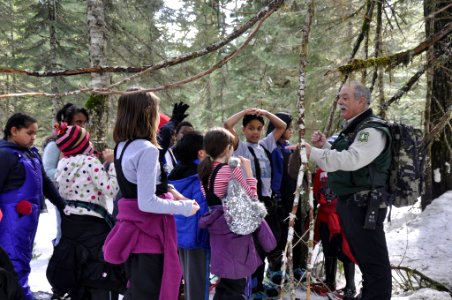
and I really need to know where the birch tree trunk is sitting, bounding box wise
[280,1,315,299]
[87,0,109,149]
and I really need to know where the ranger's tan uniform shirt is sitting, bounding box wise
[310,113,387,172]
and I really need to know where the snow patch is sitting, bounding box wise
[29,193,452,299]
[434,168,442,182]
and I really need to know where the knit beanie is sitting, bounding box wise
[266,112,293,136]
[55,123,93,157]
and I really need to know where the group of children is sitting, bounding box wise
[0,90,356,300]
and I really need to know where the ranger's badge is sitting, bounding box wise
[358,131,369,143]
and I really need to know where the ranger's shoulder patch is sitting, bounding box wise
[358,131,369,143]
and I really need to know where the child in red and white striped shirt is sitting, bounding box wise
[198,128,276,300]
[198,127,256,202]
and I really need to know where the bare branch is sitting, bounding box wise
[0,3,276,99]
[380,63,427,111]
[327,22,452,76]
[420,105,452,152]
[280,0,315,299]
[0,0,284,78]
[380,49,451,111]
[392,265,452,293]
[424,2,452,20]
[323,0,376,135]
[349,0,376,60]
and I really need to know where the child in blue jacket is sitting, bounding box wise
[168,132,210,300]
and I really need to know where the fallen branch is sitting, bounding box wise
[392,265,452,294]
[326,22,452,76]
[0,0,284,78]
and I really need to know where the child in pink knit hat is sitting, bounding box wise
[47,123,124,299]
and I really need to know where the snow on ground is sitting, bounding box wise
[386,191,452,293]
[30,192,452,299]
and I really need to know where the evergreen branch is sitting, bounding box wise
[379,63,427,111]
[0,1,275,99]
[98,9,272,95]
[0,0,284,78]
[327,22,452,76]
[323,0,375,136]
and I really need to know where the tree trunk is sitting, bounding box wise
[87,0,109,150]
[280,1,314,299]
[422,0,452,208]
[375,0,386,118]
[48,0,63,117]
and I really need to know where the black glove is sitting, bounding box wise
[171,101,190,123]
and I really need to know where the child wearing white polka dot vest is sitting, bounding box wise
[55,124,118,218]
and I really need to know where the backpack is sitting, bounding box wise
[223,176,268,235]
[357,118,426,207]
[204,159,268,235]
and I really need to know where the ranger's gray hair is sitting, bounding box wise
[349,81,371,105]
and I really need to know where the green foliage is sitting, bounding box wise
[0,0,428,146]
[85,94,107,110]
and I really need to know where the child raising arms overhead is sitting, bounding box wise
[103,90,199,300]
[224,108,286,297]
[198,128,276,300]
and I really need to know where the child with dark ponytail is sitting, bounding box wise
[198,127,276,300]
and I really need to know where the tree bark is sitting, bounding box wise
[47,0,63,116]
[376,0,385,118]
[422,0,452,208]
[87,0,109,150]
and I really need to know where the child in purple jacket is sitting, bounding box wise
[198,128,276,300]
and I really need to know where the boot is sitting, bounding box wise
[343,261,356,300]
[324,256,337,291]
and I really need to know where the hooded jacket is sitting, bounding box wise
[168,161,210,249]
[199,206,276,279]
